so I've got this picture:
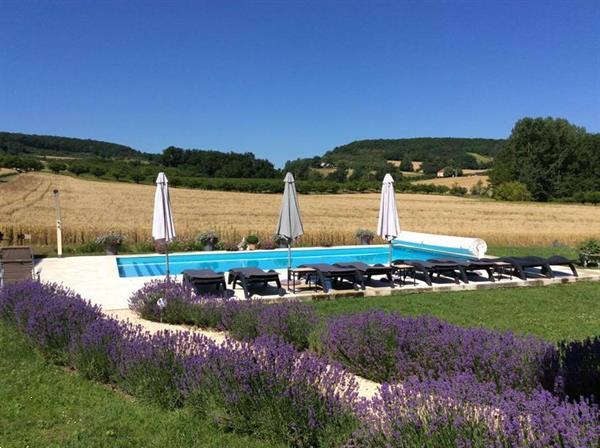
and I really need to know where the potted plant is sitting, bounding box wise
[355,228,375,245]
[577,238,600,267]
[272,234,289,248]
[196,231,219,251]
[96,232,125,255]
[246,234,259,250]
[259,240,276,250]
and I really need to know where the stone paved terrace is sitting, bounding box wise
[36,253,600,311]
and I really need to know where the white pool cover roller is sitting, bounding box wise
[393,230,488,259]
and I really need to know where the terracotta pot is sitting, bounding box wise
[247,243,257,251]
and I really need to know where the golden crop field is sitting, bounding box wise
[1,172,599,248]
[413,174,490,190]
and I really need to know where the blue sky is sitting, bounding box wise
[1,1,598,166]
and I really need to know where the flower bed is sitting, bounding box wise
[129,280,600,404]
[0,281,360,446]
[353,375,600,447]
[129,280,318,350]
[2,280,597,447]
[318,310,557,393]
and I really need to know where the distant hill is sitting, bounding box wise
[0,132,143,159]
[322,137,505,168]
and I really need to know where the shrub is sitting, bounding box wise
[196,231,219,247]
[246,234,259,245]
[0,281,102,362]
[222,242,240,251]
[493,181,533,201]
[96,232,125,251]
[116,328,215,409]
[255,301,319,350]
[128,279,197,321]
[70,317,125,382]
[355,228,375,244]
[318,311,557,392]
[180,336,359,446]
[353,375,600,447]
[258,239,276,250]
[129,282,318,350]
[577,238,600,255]
[449,183,468,196]
[558,336,600,405]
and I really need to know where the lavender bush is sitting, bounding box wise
[351,375,600,447]
[116,328,217,409]
[130,281,318,350]
[0,281,102,362]
[70,317,125,382]
[180,335,360,447]
[558,336,600,405]
[128,279,198,321]
[319,311,558,392]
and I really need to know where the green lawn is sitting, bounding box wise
[312,281,600,342]
[487,245,579,259]
[0,322,281,448]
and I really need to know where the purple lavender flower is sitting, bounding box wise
[352,375,600,447]
[320,310,557,393]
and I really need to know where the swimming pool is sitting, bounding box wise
[116,244,471,278]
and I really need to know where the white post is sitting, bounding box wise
[53,189,63,258]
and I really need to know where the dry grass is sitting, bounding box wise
[413,174,490,189]
[1,172,599,247]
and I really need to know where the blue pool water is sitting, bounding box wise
[117,244,470,278]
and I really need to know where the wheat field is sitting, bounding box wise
[1,172,599,247]
[413,174,490,189]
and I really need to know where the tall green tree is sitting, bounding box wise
[491,117,587,201]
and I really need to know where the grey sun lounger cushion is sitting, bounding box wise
[182,269,226,292]
[393,259,465,286]
[428,258,496,282]
[298,263,365,292]
[228,267,282,299]
[334,262,394,287]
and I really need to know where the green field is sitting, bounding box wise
[0,322,280,448]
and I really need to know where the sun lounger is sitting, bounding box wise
[428,258,497,282]
[182,269,226,293]
[392,259,465,286]
[480,255,578,280]
[0,246,35,285]
[544,255,578,277]
[298,263,364,292]
[228,267,283,299]
[334,262,395,287]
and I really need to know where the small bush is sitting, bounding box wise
[128,280,197,321]
[71,317,124,382]
[493,181,533,201]
[246,234,259,245]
